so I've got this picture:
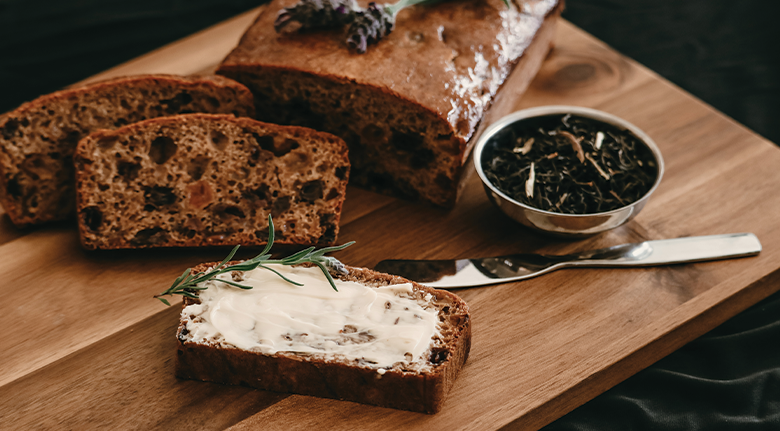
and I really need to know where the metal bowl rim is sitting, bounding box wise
[473,105,665,219]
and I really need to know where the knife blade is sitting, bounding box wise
[373,233,762,289]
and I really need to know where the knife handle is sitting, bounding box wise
[570,233,762,267]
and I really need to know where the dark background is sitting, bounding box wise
[1,0,778,145]
[1,0,779,429]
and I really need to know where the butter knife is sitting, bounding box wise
[373,233,762,289]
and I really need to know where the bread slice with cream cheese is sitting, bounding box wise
[175,262,471,414]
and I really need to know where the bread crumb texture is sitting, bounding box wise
[75,113,349,249]
[0,75,255,227]
[225,69,462,207]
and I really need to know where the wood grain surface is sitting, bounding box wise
[2,7,780,431]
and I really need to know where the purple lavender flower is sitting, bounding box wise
[275,0,445,53]
[346,2,395,54]
[274,0,358,33]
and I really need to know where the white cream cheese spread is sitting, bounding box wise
[181,265,441,368]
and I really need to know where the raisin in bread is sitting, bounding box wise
[217,0,562,207]
[0,74,255,227]
[176,262,471,414]
[74,113,349,249]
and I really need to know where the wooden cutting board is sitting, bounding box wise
[2,7,780,430]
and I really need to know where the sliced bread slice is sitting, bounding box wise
[0,74,255,227]
[175,262,471,414]
[75,113,349,249]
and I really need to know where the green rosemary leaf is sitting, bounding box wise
[315,262,339,292]
[309,241,356,259]
[265,215,276,253]
[171,268,191,288]
[281,246,317,263]
[214,245,241,272]
[258,264,305,286]
[241,253,273,265]
[227,260,267,272]
[178,273,200,290]
[158,297,171,306]
[215,279,254,290]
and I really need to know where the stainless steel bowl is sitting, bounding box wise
[473,105,664,238]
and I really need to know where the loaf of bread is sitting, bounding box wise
[175,262,471,414]
[0,74,255,227]
[218,0,562,207]
[75,113,349,249]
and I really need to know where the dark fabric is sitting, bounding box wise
[1,1,779,429]
[543,290,780,431]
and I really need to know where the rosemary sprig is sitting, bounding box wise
[154,215,354,306]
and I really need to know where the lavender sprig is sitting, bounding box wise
[274,0,459,53]
[345,2,395,53]
[274,0,358,32]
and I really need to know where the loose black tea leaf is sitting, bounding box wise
[481,114,658,214]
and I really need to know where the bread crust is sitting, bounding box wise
[217,0,563,207]
[75,113,349,249]
[0,74,256,227]
[175,264,471,414]
[4,75,255,124]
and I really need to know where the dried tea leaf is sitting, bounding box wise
[521,137,534,155]
[556,192,568,210]
[585,153,610,180]
[512,137,535,155]
[609,190,625,205]
[559,131,585,163]
[595,131,604,150]
[526,162,535,198]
